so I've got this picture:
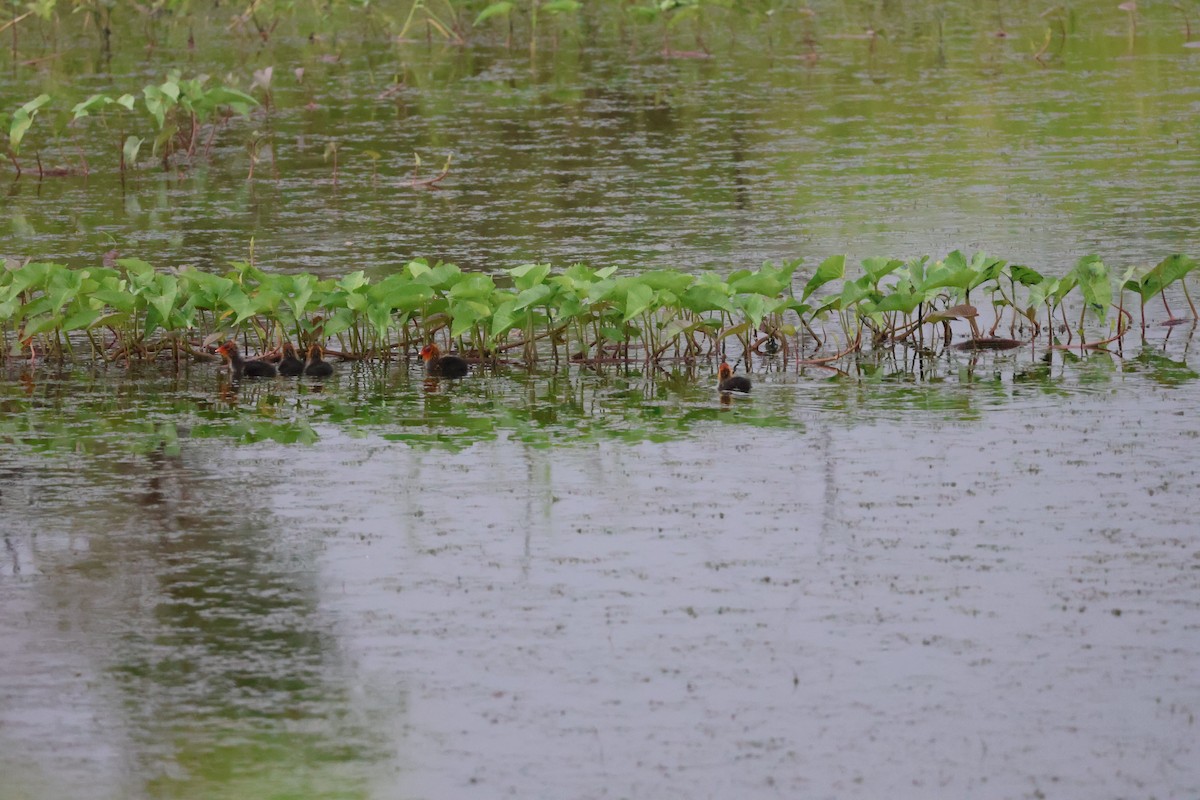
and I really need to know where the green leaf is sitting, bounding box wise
[681,284,734,314]
[450,300,491,337]
[628,5,660,22]
[862,257,903,282]
[450,273,497,301]
[415,262,463,291]
[939,250,983,292]
[178,268,235,307]
[972,253,1007,287]
[474,0,514,25]
[19,94,52,116]
[346,292,369,312]
[143,85,173,130]
[870,287,923,314]
[736,294,766,328]
[71,94,113,121]
[366,302,393,340]
[222,288,257,324]
[23,314,62,337]
[641,270,695,295]
[1071,255,1111,322]
[556,292,583,321]
[7,260,61,293]
[203,87,260,115]
[1026,277,1060,311]
[90,288,136,313]
[599,325,627,343]
[282,273,317,320]
[509,263,552,291]
[117,258,155,277]
[558,263,599,285]
[151,122,178,157]
[122,135,144,167]
[623,282,654,322]
[338,270,368,293]
[60,307,108,332]
[827,275,874,312]
[1137,254,1196,301]
[9,94,50,154]
[374,282,434,313]
[1051,272,1079,304]
[1010,265,1044,286]
[802,254,845,301]
[719,321,751,340]
[724,268,782,297]
[321,308,356,338]
[514,283,555,312]
[160,78,181,103]
[405,259,432,278]
[490,299,521,340]
[146,275,179,322]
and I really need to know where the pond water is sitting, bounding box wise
[2,342,1199,798]
[3,2,1199,276]
[3,2,1200,799]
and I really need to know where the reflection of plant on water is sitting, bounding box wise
[1,315,1195,454]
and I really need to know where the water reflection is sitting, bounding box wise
[116,478,383,798]
[1,324,1196,454]
[1,320,1198,800]
[0,435,386,798]
[4,7,1200,274]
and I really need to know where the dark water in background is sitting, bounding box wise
[2,3,1200,798]
[3,2,1199,277]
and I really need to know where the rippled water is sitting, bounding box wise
[3,3,1200,799]
[3,332,1200,798]
[4,3,1200,276]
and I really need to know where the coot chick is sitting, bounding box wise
[304,344,335,378]
[278,342,305,377]
[216,341,277,379]
[420,343,468,378]
[718,361,751,393]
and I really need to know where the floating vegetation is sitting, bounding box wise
[1,252,1196,370]
[3,330,1193,454]
[0,363,804,454]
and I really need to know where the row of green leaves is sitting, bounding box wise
[4,70,258,169]
[1,251,1195,362]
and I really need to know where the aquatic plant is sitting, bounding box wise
[1122,254,1198,328]
[0,359,808,455]
[396,0,467,43]
[3,94,54,176]
[1,251,1195,369]
[473,0,581,53]
[5,72,258,176]
[627,0,723,57]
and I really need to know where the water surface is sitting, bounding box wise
[3,335,1200,798]
[3,3,1200,798]
[2,2,1198,275]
